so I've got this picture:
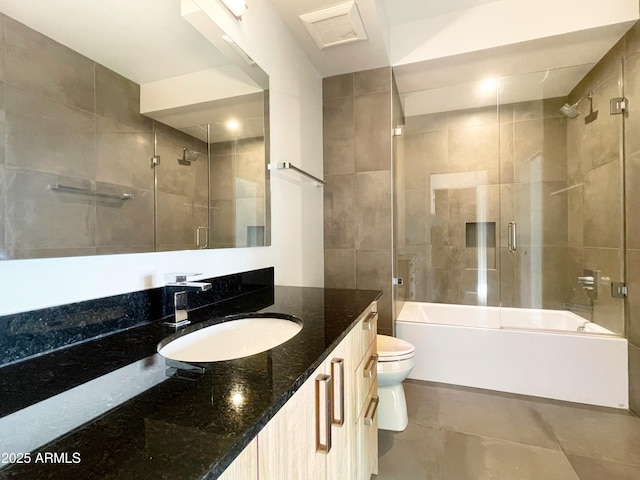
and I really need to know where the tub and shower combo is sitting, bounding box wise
[396,302,628,409]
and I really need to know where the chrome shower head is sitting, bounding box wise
[178,147,205,165]
[560,92,597,124]
[560,103,580,118]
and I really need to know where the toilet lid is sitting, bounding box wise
[377,334,415,361]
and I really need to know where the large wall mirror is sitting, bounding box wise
[0,0,270,260]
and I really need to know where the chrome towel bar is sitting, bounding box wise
[48,184,134,200]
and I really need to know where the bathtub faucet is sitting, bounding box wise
[578,269,599,300]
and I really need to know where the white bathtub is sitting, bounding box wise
[396,302,629,408]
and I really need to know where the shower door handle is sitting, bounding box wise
[508,222,517,252]
[196,226,208,249]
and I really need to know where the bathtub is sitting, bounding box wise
[396,302,629,408]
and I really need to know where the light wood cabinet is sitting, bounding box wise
[223,301,378,480]
[218,438,257,480]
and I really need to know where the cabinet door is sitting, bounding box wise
[326,336,356,480]
[218,438,257,480]
[258,363,327,480]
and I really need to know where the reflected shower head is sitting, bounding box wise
[178,147,205,165]
[560,92,598,124]
[560,103,580,118]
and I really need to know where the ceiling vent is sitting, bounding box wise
[300,1,368,50]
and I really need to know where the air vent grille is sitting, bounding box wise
[300,1,368,49]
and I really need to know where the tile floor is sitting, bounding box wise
[375,380,640,480]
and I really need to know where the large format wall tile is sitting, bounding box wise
[580,75,622,173]
[356,249,392,334]
[0,164,5,256]
[354,67,390,95]
[323,96,354,175]
[324,174,355,249]
[95,65,152,133]
[5,168,95,250]
[583,159,622,248]
[0,82,5,166]
[155,127,197,197]
[324,249,355,288]
[355,171,391,249]
[630,343,640,415]
[626,150,640,250]
[322,73,352,101]
[96,131,154,190]
[5,16,94,113]
[210,153,235,201]
[156,191,195,248]
[210,199,235,248]
[355,91,391,172]
[6,85,96,179]
[515,181,568,247]
[95,182,154,248]
[624,51,640,155]
[583,246,624,334]
[513,117,567,183]
[627,249,640,346]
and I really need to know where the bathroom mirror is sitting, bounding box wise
[0,0,270,259]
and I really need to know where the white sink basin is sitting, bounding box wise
[158,315,302,362]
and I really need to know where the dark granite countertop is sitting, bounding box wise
[0,286,380,480]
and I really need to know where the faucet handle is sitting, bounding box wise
[164,273,202,284]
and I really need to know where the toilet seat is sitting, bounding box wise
[377,335,415,362]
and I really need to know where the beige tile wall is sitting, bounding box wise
[623,21,640,414]
[323,67,394,335]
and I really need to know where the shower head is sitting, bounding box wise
[560,93,598,124]
[178,147,205,165]
[560,103,580,118]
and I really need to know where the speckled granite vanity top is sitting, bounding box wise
[0,283,380,480]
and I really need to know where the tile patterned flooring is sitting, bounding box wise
[375,380,640,480]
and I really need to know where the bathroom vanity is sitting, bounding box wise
[0,269,380,480]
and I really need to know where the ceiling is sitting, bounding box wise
[269,0,638,115]
[0,0,638,120]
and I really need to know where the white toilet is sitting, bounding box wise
[376,334,416,431]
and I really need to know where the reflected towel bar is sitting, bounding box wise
[48,184,134,200]
[550,183,583,196]
[268,162,326,186]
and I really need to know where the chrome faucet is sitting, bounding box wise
[578,269,599,300]
[164,273,212,327]
[165,273,213,291]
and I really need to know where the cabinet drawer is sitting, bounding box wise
[357,379,379,480]
[356,303,377,359]
[356,340,377,419]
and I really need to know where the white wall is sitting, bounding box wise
[391,0,639,66]
[0,0,324,316]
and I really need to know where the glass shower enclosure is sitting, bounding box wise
[393,60,626,335]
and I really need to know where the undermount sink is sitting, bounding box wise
[158,314,302,362]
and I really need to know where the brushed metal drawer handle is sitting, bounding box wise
[363,354,378,378]
[315,374,332,453]
[362,311,377,330]
[364,396,379,426]
[331,358,345,426]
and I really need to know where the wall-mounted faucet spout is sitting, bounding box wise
[164,273,212,327]
[165,273,212,291]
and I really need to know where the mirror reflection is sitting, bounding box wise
[0,1,270,260]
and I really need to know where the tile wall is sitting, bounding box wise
[210,137,266,248]
[323,67,394,335]
[622,21,640,414]
[0,14,210,258]
[398,99,568,309]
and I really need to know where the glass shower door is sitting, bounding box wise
[393,76,501,308]
[497,65,625,334]
[153,124,210,252]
